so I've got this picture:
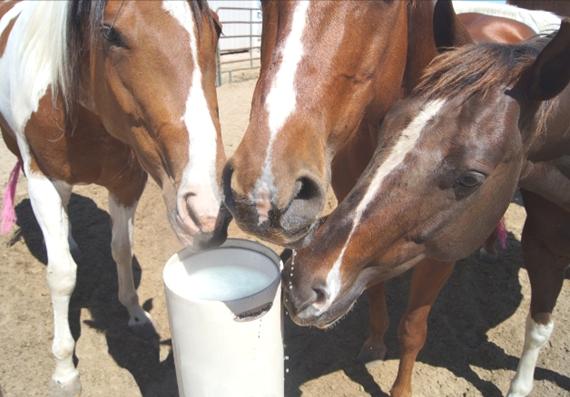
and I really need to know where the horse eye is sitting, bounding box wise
[456,171,486,189]
[101,24,127,48]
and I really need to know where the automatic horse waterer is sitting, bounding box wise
[163,239,284,397]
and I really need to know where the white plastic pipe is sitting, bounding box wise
[163,238,284,397]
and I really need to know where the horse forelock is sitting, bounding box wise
[414,35,557,135]
[413,33,563,100]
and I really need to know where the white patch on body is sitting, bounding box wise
[253,0,310,221]
[507,316,554,397]
[323,99,447,307]
[163,1,220,227]
[0,1,68,175]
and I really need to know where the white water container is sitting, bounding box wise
[163,238,284,397]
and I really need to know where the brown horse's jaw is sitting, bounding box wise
[285,254,427,328]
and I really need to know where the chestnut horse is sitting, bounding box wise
[216,0,555,391]
[0,1,224,395]
[216,0,474,374]
[285,20,570,397]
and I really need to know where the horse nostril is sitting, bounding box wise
[312,282,329,307]
[281,175,324,233]
[294,176,321,201]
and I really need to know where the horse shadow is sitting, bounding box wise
[14,194,178,397]
[13,194,569,397]
[283,212,570,395]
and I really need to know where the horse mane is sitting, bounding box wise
[414,35,557,134]
[7,2,69,131]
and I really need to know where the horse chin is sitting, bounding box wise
[236,220,316,248]
[276,218,322,249]
[170,218,199,247]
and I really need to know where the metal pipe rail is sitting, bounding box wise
[215,6,262,86]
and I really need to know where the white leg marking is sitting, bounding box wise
[162,1,220,226]
[254,0,310,211]
[54,181,78,253]
[27,174,80,391]
[324,99,447,305]
[507,316,554,397]
[108,194,151,328]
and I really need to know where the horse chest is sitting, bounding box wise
[0,90,140,193]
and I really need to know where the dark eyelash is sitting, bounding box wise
[101,24,127,48]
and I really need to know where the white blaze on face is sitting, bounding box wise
[253,0,310,220]
[162,1,220,221]
[324,99,447,305]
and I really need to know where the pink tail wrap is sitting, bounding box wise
[497,218,507,250]
[1,161,21,235]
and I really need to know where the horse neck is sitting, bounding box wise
[359,2,435,131]
[525,85,570,160]
[402,1,439,95]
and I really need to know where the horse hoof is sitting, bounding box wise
[50,371,81,397]
[128,312,158,340]
[506,382,532,397]
[390,386,412,397]
[357,340,387,363]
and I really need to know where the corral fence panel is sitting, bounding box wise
[209,0,262,85]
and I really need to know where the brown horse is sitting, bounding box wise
[215,0,476,370]
[216,0,552,387]
[0,1,223,395]
[285,19,570,397]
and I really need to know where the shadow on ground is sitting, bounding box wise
[283,227,570,396]
[14,194,570,397]
[15,194,178,397]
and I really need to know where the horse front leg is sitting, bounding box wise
[108,191,156,337]
[28,175,80,396]
[358,282,389,362]
[507,205,566,397]
[391,259,454,397]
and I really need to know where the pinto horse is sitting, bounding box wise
[285,20,570,397]
[0,1,223,394]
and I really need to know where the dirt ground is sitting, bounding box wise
[0,79,568,397]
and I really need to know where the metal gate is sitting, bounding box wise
[213,4,262,85]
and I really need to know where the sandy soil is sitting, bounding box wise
[0,79,568,397]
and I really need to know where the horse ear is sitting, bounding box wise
[524,18,570,100]
[433,0,473,50]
